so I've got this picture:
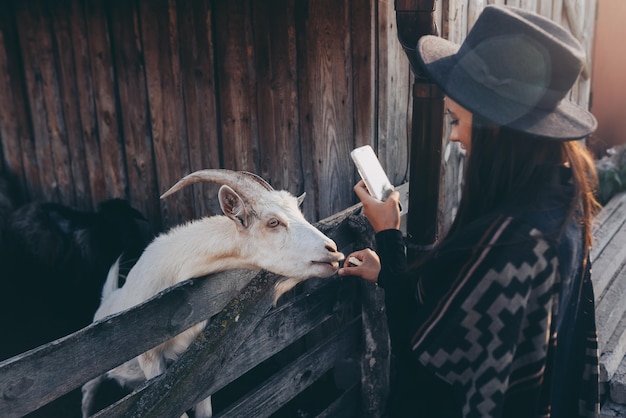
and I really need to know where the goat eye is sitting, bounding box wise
[268,218,280,228]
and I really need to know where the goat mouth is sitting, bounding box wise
[312,260,340,271]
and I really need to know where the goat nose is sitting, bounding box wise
[325,241,338,253]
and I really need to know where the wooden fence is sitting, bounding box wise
[0,188,405,417]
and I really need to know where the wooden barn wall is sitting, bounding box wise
[0,0,412,231]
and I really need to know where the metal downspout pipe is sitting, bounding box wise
[395,0,444,260]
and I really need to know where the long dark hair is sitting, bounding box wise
[444,121,600,256]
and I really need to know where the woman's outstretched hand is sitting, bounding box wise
[338,248,381,284]
[354,180,401,233]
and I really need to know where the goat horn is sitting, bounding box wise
[160,169,274,200]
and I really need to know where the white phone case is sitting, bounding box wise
[350,145,394,201]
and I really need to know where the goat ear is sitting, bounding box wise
[218,185,249,227]
[297,192,306,207]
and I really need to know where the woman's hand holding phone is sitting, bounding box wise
[354,180,401,233]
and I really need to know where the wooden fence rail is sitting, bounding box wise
[0,269,258,418]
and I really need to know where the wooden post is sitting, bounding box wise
[395,0,443,259]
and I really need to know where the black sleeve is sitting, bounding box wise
[374,228,407,288]
[374,229,417,358]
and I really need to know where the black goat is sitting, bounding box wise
[0,198,154,360]
[0,196,154,418]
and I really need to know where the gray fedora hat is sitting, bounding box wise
[417,5,597,140]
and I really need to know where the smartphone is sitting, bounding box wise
[350,145,394,201]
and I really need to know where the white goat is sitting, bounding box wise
[81,169,344,418]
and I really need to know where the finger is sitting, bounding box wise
[353,181,373,201]
[338,265,360,276]
[387,190,400,204]
[386,190,402,212]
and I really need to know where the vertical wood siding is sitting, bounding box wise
[0,0,411,231]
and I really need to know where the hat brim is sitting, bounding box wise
[417,35,597,141]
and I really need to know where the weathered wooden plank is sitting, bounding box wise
[210,277,359,397]
[213,1,258,174]
[596,267,626,360]
[591,192,626,261]
[593,249,626,307]
[216,318,361,418]
[293,2,318,221]
[140,0,193,227]
[250,0,303,196]
[338,199,389,418]
[566,192,626,383]
[61,0,106,208]
[212,278,360,415]
[557,0,590,108]
[592,220,626,303]
[467,0,486,29]
[563,0,584,44]
[609,359,626,409]
[324,0,357,213]
[0,1,32,196]
[592,194,626,366]
[447,0,468,43]
[81,0,128,202]
[15,0,72,203]
[599,305,626,383]
[0,269,257,418]
[48,0,92,208]
[107,0,161,230]
[175,0,221,217]
[518,0,538,12]
[551,0,564,23]
[377,0,411,188]
[350,0,376,150]
[434,0,445,33]
[537,0,553,18]
[359,279,389,418]
[295,0,354,221]
[577,0,596,105]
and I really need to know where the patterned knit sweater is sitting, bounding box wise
[375,170,599,418]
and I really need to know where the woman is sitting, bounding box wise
[339,5,600,418]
